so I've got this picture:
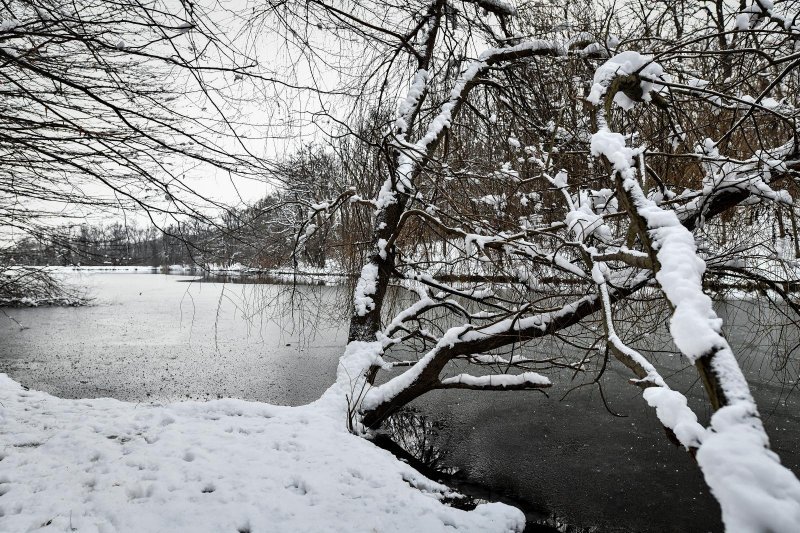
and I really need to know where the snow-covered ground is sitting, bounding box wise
[0,374,524,533]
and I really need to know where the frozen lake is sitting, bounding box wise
[1,273,798,532]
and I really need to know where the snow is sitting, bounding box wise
[478,40,565,63]
[375,175,398,209]
[587,51,666,110]
[0,373,525,533]
[0,20,19,32]
[337,341,386,395]
[642,387,707,448]
[470,354,531,365]
[377,238,389,260]
[480,194,507,210]
[440,372,550,388]
[590,129,638,176]
[565,194,612,243]
[473,0,517,16]
[464,234,494,256]
[412,61,484,151]
[697,405,800,533]
[395,69,429,134]
[383,291,429,325]
[548,252,588,278]
[361,345,439,412]
[735,13,752,30]
[592,188,618,213]
[545,170,612,243]
[353,263,379,316]
[551,170,568,188]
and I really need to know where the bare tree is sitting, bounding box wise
[260,0,800,529]
[0,0,281,279]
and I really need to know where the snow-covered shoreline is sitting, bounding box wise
[40,264,351,277]
[0,374,524,533]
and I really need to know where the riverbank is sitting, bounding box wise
[0,373,524,533]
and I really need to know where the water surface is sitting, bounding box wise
[0,273,346,405]
[2,273,798,533]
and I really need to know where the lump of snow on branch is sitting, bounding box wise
[354,263,379,316]
[697,404,800,533]
[566,190,612,243]
[441,372,550,388]
[480,194,507,210]
[473,0,517,17]
[552,169,568,188]
[590,130,639,177]
[395,69,429,133]
[464,234,495,256]
[337,340,386,391]
[627,185,727,362]
[478,39,565,62]
[377,238,389,260]
[735,13,753,30]
[470,354,530,365]
[587,51,667,110]
[642,387,707,449]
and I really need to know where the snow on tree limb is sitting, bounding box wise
[463,0,517,18]
[592,262,707,449]
[589,61,800,529]
[438,372,551,390]
[357,275,651,422]
[354,35,573,338]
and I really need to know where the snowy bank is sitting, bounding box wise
[43,262,350,277]
[0,374,523,533]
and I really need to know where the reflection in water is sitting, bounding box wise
[381,407,454,474]
[378,407,606,533]
[196,272,347,287]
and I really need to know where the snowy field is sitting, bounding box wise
[0,374,524,533]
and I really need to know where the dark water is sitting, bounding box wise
[404,297,800,532]
[1,273,798,533]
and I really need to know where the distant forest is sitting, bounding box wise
[5,145,353,269]
[5,196,297,268]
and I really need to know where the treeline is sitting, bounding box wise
[7,222,214,267]
[8,223,171,267]
[4,203,279,268]
[4,145,356,269]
